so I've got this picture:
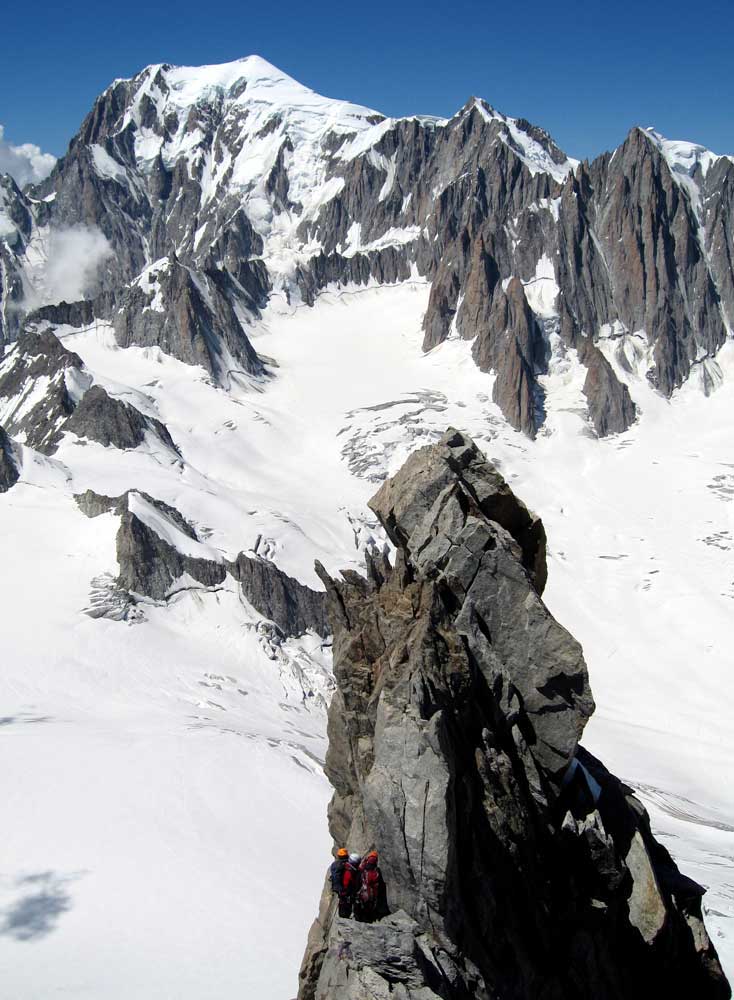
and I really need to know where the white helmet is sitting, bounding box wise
[348,853,361,865]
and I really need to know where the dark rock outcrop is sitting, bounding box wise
[116,498,226,601]
[113,257,264,382]
[0,176,35,346]
[64,384,180,453]
[0,329,87,454]
[298,429,729,1000]
[703,155,734,327]
[295,247,413,304]
[77,488,226,601]
[20,292,117,331]
[470,278,547,437]
[0,329,179,456]
[230,553,329,638]
[24,299,95,329]
[583,129,726,395]
[75,488,128,518]
[579,339,637,437]
[0,425,19,492]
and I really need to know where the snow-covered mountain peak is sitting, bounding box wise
[629,125,734,229]
[89,55,580,209]
[639,125,730,179]
[75,54,395,263]
[127,55,384,134]
[461,95,578,182]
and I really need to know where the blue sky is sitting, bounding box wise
[2,0,732,161]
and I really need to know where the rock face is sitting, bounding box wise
[298,429,730,1000]
[580,129,724,396]
[3,58,732,437]
[579,340,637,437]
[115,493,226,600]
[231,553,329,638]
[470,277,547,438]
[77,489,226,602]
[112,256,264,382]
[0,425,19,492]
[0,175,35,347]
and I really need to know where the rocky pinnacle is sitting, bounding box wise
[298,428,730,1000]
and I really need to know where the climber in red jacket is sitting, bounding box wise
[354,850,388,922]
[336,853,361,917]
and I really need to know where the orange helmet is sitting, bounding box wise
[366,850,378,863]
[336,847,349,859]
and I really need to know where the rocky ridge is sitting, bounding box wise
[298,429,730,1000]
[1,58,732,437]
[0,328,88,453]
[0,328,181,456]
[75,488,328,638]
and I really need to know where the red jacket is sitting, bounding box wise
[340,861,359,896]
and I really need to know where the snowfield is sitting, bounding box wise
[1,281,732,996]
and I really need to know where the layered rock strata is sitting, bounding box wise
[298,428,730,1000]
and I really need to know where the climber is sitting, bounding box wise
[335,852,361,918]
[329,848,349,895]
[354,850,388,923]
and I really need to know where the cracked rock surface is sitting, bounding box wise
[298,428,730,1000]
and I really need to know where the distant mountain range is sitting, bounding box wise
[1,55,732,441]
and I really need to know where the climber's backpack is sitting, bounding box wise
[357,866,380,911]
[330,859,345,893]
[341,862,358,897]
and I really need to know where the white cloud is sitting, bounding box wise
[28,225,114,306]
[0,125,57,187]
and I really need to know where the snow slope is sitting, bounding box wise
[0,481,332,999]
[1,281,732,995]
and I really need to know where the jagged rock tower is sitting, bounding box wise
[298,429,730,1000]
